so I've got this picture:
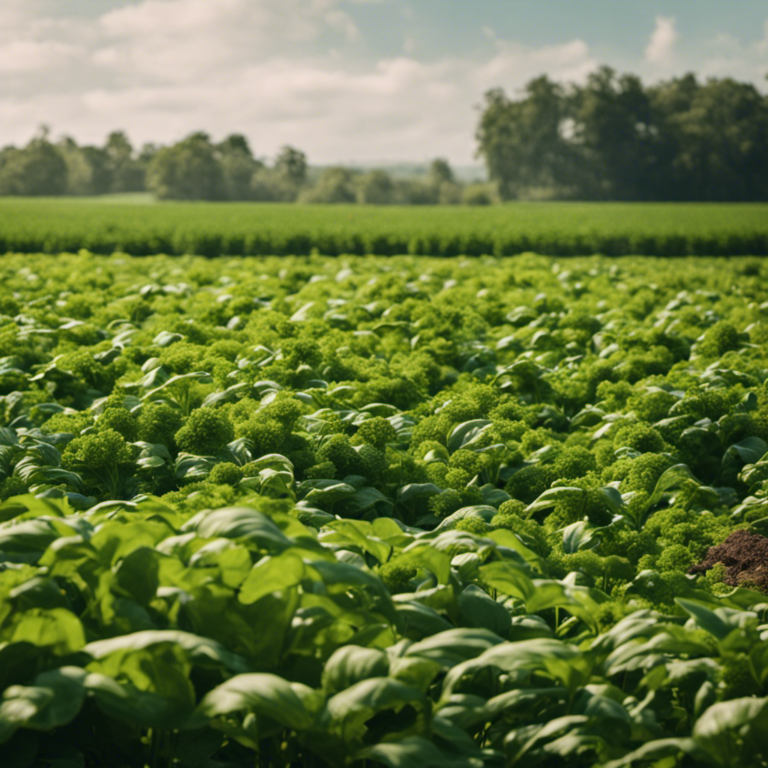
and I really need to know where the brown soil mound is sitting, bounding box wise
[688,529,768,592]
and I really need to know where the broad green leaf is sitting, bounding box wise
[355,736,484,768]
[0,667,87,744]
[195,673,314,730]
[323,645,390,694]
[238,552,305,605]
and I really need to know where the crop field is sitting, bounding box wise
[1,198,768,256]
[1,250,768,767]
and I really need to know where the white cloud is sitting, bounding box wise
[1,2,765,164]
[0,39,83,74]
[645,16,678,65]
[699,17,768,83]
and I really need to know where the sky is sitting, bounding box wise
[1,0,767,165]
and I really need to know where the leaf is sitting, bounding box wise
[84,630,248,673]
[644,463,700,515]
[322,646,390,694]
[184,507,294,551]
[723,437,768,468]
[355,736,484,768]
[447,420,492,453]
[322,520,392,564]
[143,371,214,400]
[562,521,600,554]
[480,560,535,602]
[601,738,699,768]
[397,483,443,504]
[405,628,505,668]
[238,552,306,605]
[524,487,584,517]
[693,697,768,766]
[195,673,314,730]
[0,667,87,744]
[324,677,429,746]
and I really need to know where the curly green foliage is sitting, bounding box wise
[41,411,93,435]
[175,409,234,455]
[137,402,184,450]
[718,653,763,699]
[548,549,606,584]
[520,428,563,456]
[355,417,397,450]
[0,476,27,501]
[411,383,502,448]
[428,486,484,519]
[601,526,660,566]
[547,476,614,527]
[604,453,674,515]
[58,349,116,393]
[673,387,742,422]
[701,563,734,596]
[453,518,490,535]
[644,507,736,561]
[551,446,597,481]
[612,423,666,454]
[596,380,635,412]
[235,397,306,460]
[628,389,677,423]
[378,562,417,595]
[445,449,484,488]
[505,463,558,506]
[355,443,388,485]
[698,321,742,357]
[283,434,316,478]
[95,406,138,442]
[491,509,550,556]
[208,462,244,485]
[674,428,722,484]
[172,482,241,513]
[625,569,692,612]
[638,543,696,573]
[62,428,134,499]
[497,499,526,516]
[317,434,360,479]
[304,461,336,480]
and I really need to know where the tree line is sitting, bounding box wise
[477,67,768,201]
[1,68,766,203]
[0,128,495,204]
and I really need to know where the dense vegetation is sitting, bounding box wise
[478,69,768,201]
[1,251,768,767]
[0,130,490,205]
[3,70,767,204]
[1,199,768,257]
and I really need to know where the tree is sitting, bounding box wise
[299,166,357,203]
[571,66,660,199]
[104,131,144,192]
[146,132,225,200]
[428,158,454,186]
[274,146,307,187]
[356,170,394,204]
[217,134,262,200]
[476,77,575,199]
[0,129,68,196]
[651,76,768,200]
[57,138,111,196]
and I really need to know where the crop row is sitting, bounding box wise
[0,252,768,766]
[1,199,768,256]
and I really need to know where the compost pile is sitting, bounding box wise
[689,529,768,592]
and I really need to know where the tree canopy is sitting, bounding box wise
[476,68,768,201]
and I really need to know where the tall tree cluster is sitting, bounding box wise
[476,68,768,201]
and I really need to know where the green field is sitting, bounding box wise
[1,251,768,767]
[1,197,768,256]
